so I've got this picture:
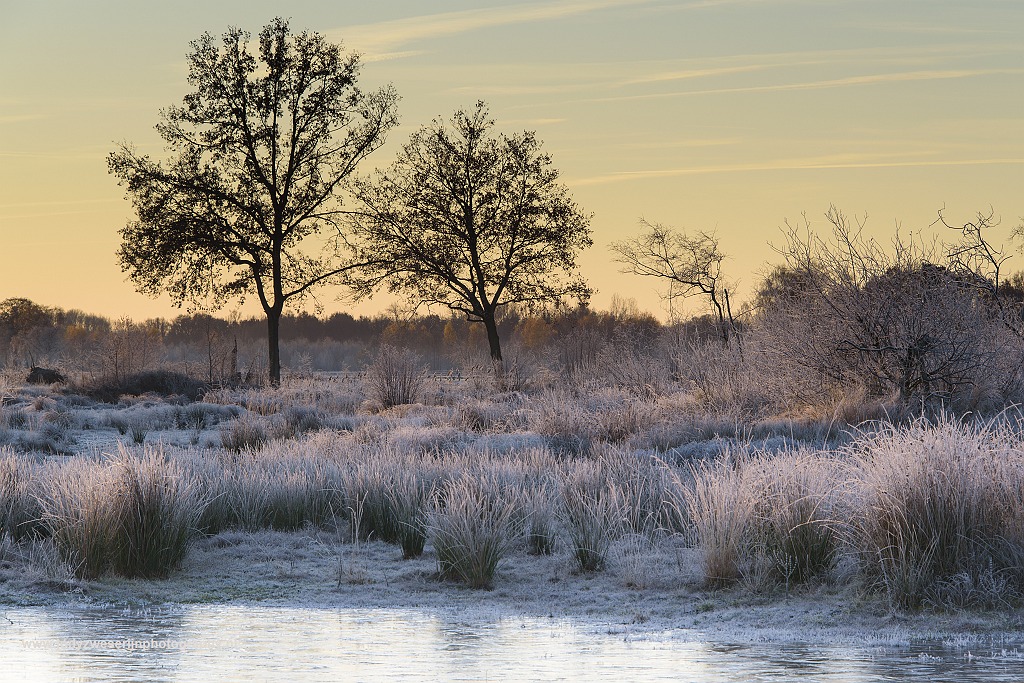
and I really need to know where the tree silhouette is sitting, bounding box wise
[610,220,734,343]
[108,18,398,384]
[348,102,592,364]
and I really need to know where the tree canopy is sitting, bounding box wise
[108,18,398,383]
[347,102,592,363]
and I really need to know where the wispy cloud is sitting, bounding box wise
[333,0,656,58]
[0,114,46,125]
[499,117,568,127]
[591,68,1024,103]
[572,156,1024,185]
[623,64,769,85]
[360,50,426,64]
[611,137,742,150]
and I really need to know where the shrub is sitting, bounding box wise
[367,345,425,409]
[81,370,209,403]
[430,475,520,589]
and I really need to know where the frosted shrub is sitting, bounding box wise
[367,345,425,409]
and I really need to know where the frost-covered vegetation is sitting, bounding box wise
[4,209,1024,624]
[1,365,1024,618]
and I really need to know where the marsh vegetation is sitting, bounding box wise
[2,354,1024,629]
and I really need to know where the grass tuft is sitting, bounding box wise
[430,475,520,589]
[108,446,207,578]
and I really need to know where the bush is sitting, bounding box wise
[366,345,425,409]
[81,370,209,403]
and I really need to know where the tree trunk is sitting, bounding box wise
[482,312,503,363]
[267,309,282,386]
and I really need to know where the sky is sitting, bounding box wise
[1,0,1022,322]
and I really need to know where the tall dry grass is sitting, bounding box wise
[561,463,623,572]
[846,418,1024,609]
[367,345,426,409]
[385,467,435,559]
[430,474,520,589]
[108,447,207,578]
[6,370,1024,612]
[0,449,42,540]
[683,455,757,587]
[37,458,116,579]
[750,451,840,587]
[37,447,208,579]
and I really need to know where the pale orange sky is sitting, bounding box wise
[1,0,1022,322]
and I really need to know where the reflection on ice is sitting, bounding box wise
[2,605,1022,682]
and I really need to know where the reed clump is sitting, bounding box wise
[430,474,520,589]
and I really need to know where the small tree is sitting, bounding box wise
[348,102,592,364]
[108,19,398,384]
[610,220,734,343]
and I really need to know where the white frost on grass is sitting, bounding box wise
[3,527,1022,648]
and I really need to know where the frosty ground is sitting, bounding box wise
[3,370,1024,649]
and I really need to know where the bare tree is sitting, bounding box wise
[108,19,398,384]
[610,220,734,343]
[757,206,1000,406]
[935,207,1024,335]
[347,102,592,364]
